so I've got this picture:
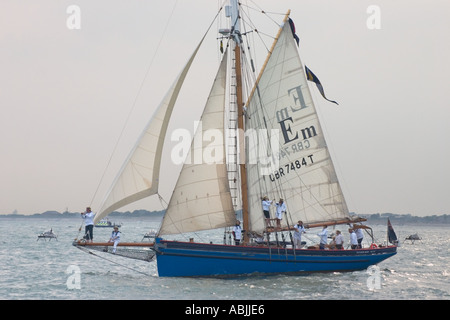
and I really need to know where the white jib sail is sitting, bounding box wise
[158,50,235,236]
[245,19,349,233]
[94,40,204,224]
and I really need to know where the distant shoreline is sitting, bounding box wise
[0,210,448,225]
[361,212,450,225]
[0,209,164,219]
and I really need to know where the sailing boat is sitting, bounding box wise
[75,1,397,277]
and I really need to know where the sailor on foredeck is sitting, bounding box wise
[81,207,95,243]
[109,226,121,253]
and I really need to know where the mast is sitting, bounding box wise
[229,0,249,243]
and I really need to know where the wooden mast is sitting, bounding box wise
[229,0,249,244]
[235,46,249,244]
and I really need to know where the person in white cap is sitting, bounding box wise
[109,225,121,253]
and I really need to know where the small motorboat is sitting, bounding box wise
[141,229,157,241]
[37,229,57,241]
[95,218,121,228]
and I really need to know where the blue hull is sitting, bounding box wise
[154,239,397,277]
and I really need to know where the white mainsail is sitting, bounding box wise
[158,50,235,236]
[94,40,204,224]
[245,20,349,233]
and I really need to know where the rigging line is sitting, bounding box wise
[249,100,301,232]
[89,0,180,207]
[243,1,286,24]
[234,5,285,231]
[301,232,316,244]
[157,193,168,209]
[242,17,321,222]
[310,87,353,213]
[246,66,338,225]
[239,5,272,54]
[275,53,348,220]
[244,75,286,232]
[241,12,286,206]
[256,59,341,220]
[240,28,274,201]
[245,113,273,224]
[155,193,168,232]
[158,14,230,240]
[273,134,346,220]
[281,231,288,258]
[248,73,285,207]
[244,30,284,195]
[76,220,84,240]
[239,47,277,232]
[75,245,152,277]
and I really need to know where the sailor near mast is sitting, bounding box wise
[228,0,250,243]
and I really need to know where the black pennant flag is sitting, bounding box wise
[305,66,338,105]
[288,18,300,46]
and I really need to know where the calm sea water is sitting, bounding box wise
[0,217,448,300]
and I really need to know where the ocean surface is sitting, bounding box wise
[0,216,448,301]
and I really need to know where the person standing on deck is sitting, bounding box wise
[274,198,286,230]
[293,220,306,249]
[261,196,273,228]
[81,207,95,243]
[355,226,364,248]
[232,220,242,245]
[349,228,358,249]
[335,230,344,249]
[317,225,328,249]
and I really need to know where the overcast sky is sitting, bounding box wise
[1,0,449,216]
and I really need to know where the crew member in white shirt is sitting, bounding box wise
[293,220,306,249]
[261,196,273,228]
[355,227,364,249]
[81,207,95,243]
[109,226,121,253]
[275,198,286,230]
[335,230,344,250]
[232,220,242,245]
[349,228,358,249]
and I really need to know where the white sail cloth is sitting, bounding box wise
[158,50,235,236]
[94,40,204,224]
[245,21,349,233]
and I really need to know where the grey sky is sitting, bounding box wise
[1,0,449,216]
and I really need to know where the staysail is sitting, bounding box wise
[93,39,205,224]
[158,49,235,236]
[245,19,349,233]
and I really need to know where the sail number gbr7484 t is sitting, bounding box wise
[269,155,314,182]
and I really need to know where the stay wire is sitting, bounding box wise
[89,0,179,208]
[75,245,152,277]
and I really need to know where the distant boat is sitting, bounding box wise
[404,233,422,244]
[37,229,57,241]
[95,218,121,228]
[142,229,157,242]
